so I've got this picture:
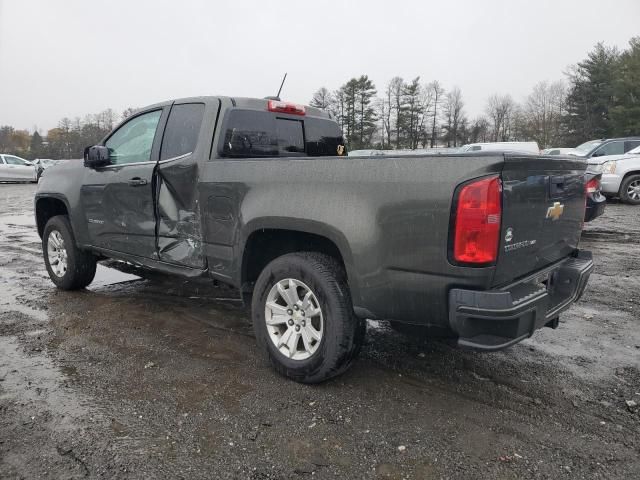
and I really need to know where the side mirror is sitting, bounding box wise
[84,145,111,168]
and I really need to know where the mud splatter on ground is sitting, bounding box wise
[1,183,639,479]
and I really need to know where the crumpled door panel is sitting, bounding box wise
[156,161,204,268]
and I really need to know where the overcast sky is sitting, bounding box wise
[0,0,638,132]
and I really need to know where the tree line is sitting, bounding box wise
[310,37,639,151]
[0,107,137,160]
[0,37,638,159]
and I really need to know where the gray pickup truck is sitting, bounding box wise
[35,96,594,383]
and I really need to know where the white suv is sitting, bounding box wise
[588,145,640,204]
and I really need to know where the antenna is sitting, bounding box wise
[264,73,288,101]
[276,73,287,99]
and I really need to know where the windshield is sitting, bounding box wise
[574,140,602,154]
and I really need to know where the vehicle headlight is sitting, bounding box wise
[602,161,616,174]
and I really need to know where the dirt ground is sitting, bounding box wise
[0,182,639,479]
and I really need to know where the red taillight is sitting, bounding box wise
[453,175,502,265]
[585,177,599,194]
[267,100,305,115]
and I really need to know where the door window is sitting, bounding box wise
[105,110,162,165]
[4,155,28,165]
[160,103,205,161]
[592,141,624,157]
[624,140,640,152]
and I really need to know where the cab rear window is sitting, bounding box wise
[219,109,343,158]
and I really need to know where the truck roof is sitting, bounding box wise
[140,96,332,120]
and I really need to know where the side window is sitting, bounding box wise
[624,140,640,152]
[593,141,624,157]
[221,110,277,157]
[305,119,344,156]
[4,155,27,165]
[105,110,162,165]
[160,103,205,161]
[470,145,482,151]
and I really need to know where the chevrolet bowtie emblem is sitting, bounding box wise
[546,202,564,221]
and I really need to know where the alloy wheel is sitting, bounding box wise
[47,230,68,277]
[264,278,324,360]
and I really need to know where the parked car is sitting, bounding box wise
[35,96,593,383]
[458,142,540,154]
[569,137,640,160]
[542,148,575,155]
[348,149,386,156]
[0,154,38,182]
[587,144,640,204]
[33,159,67,169]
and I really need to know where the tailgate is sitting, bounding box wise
[493,154,587,286]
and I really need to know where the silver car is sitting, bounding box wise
[588,145,640,205]
[0,154,38,182]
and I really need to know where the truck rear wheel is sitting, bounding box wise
[43,215,97,290]
[620,174,640,205]
[251,252,364,384]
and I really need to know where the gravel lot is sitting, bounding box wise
[1,183,639,479]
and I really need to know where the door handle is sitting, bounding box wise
[549,175,565,197]
[128,177,148,186]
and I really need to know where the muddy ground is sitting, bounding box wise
[0,182,638,479]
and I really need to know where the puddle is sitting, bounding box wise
[0,213,37,227]
[0,283,49,323]
[88,264,142,289]
[0,213,41,245]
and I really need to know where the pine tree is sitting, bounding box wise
[610,37,640,136]
[562,43,620,145]
[402,77,424,149]
[30,131,43,159]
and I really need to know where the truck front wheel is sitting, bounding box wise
[43,215,97,290]
[251,252,364,384]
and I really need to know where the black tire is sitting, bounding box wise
[43,215,97,290]
[251,252,365,384]
[620,174,640,205]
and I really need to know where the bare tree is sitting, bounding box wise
[375,97,388,149]
[522,81,566,148]
[485,94,515,141]
[310,87,333,110]
[442,87,465,147]
[388,77,405,149]
[418,86,434,147]
[427,80,445,148]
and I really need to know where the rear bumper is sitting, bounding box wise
[585,192,606,222]
[449,250,593,351]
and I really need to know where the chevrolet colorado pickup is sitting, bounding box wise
[35,96,594,383]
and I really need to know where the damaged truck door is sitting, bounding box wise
[156,102,209,268]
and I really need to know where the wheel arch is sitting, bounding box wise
[35,195,71,238]
[618,170,640,195]
[239,219,360,304]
